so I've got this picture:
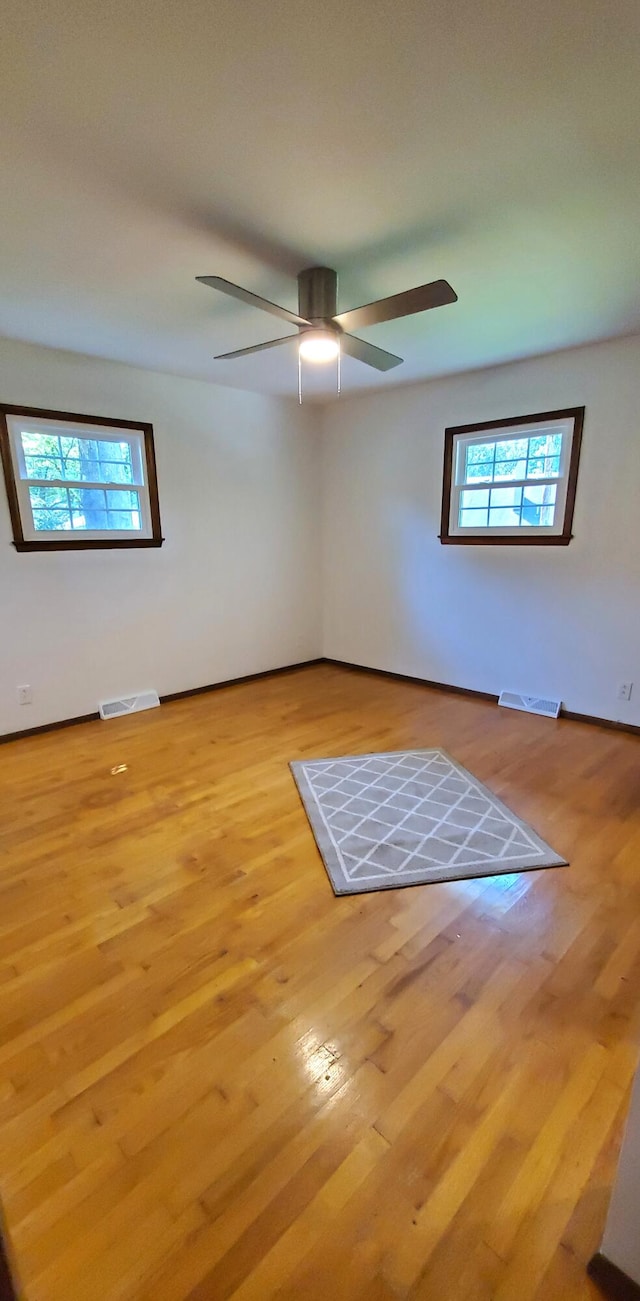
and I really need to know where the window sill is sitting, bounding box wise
[438,534,572,546]
[12,537,164,552]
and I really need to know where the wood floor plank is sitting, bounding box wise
[0,663,638,1299]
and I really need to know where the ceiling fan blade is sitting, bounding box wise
[335,279,457,332]
[340,333,403,372]
[197,276,310,327]
[214,334,298,361]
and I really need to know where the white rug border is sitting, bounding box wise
[290,747,568,896]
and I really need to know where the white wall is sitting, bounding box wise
[601,1064,640,1284]
[3,331,640,737]
[321,335,640,727]
[0,338,321,735]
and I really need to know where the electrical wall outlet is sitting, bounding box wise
[17,684,32,705]
[617,682,633,702]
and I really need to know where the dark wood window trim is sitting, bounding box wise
[0,403,163,551]
[439,406,584,546]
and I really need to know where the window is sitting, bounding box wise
[0,405,162,551]
[440,407,584,545]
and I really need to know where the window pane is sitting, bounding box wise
[22,443,136,484]
[459,508,489,528]
[489,507,520,527]
[71,509,109,530]
[58,437,81,465]
[528,456,560,478]
[57,487,142,531]
[549,433,563,454]
[96,439,122,461]
[460,488,490,508]
[490,487,522,508]
[523,484,557,506]
[107,489,139,509]
[465,462,494,482]
[528,432,562,457]
[68,488,107,511]
[494,458,527,480]
[21,432,60,457]
[24,455,64,480]
[106,511,140,530]
[101,460,134,484]
[463,434,564,487]
[21,431,48,457]
[467,442,495,464]
[496,438,528,459]
[59,436,80,453]
[79,442,102,480]
[53,437,136,484]
[29,487,71,531]
[521,483,558,527]
[29,486,68,510]
[32,509,72,531]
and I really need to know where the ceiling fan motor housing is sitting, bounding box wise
[297,266,339,325]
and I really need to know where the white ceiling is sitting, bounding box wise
[2,0,640,400]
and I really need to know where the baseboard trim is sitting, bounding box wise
[588,1253,640,1300]
[0,1201,19,1301]
[322,658,640,736]
[2,656,638,744]
[0,1240,18,1301]
[559,709,640,736]
[160,659,324,704]
[323,657,498,703]
[0,659,324,745]
[0,710,101,744]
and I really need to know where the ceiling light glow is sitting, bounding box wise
[298,329,340,363]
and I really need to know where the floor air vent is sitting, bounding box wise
[99,691,160,720]
[498,691,561,719]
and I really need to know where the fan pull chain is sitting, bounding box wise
[297,339,342,403]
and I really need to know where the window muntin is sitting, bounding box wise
[441,409,583,545]
[0,407,162,549]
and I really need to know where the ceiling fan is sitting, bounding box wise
[196,266,457,389]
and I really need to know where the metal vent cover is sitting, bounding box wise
[99,690,160,720]
[498,690,561,719]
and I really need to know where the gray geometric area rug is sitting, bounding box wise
[290,749,567,896]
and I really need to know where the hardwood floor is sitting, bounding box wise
[0,662,639,1300]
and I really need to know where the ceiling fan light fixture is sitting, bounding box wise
[199,267,457,386]
[298,328,340,364]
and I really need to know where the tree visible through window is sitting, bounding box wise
[440,408,584,546]
[0,405,162,551]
